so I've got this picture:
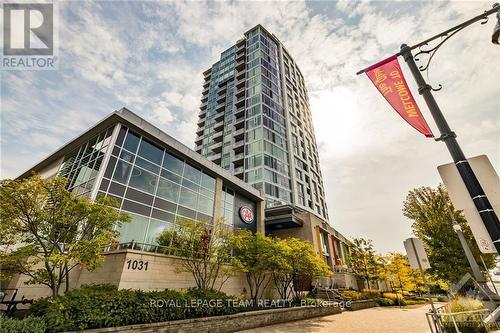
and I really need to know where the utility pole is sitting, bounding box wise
[400,40,500,254]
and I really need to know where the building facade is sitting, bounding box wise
[195,25,328,221]
[194,25,356,280]
[18,108,266,244]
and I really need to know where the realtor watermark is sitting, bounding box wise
[2,1,58,70]
[149,298,349,309]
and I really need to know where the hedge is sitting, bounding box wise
[0,316,46,333]
[28,284,243,332]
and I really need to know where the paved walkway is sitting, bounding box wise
[238,304,434,333]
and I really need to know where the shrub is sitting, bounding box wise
[341,290,379,300]
[437,296,449,302]
[28,284,242,332]
[382,292,403,300]
[0,316,46,333]
[376,298,394,306]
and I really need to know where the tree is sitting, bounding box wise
[350,238,382,290]
[271,237,332,299]
[230,231,279,302]
[156,217,234,291]
[403,184,495,285]
[0,175,130,298]
[380,253,424,295]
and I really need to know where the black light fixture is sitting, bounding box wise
[493,4,500,44]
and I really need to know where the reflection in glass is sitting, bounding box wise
[156,178,180,203]
[163,152,184,175]
[128,167,158,194]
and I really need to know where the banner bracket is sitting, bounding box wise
[434,132,457,142]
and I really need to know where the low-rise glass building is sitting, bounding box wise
[18,108,265,245]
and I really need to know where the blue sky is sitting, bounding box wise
[1,0,499,253]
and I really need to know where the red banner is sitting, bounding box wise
[365,56,434,138]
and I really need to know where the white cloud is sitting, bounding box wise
[1,0,498,254]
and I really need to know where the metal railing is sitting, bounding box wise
[101,241,233,263]
[425,303,499,333]
[101,241,184,257]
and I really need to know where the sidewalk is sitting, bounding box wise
[238,304,434,333]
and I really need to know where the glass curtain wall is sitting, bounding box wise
[58,127,114,197]
[244,27,291,208]
[98,125,217,244]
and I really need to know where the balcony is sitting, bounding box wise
[235,97,245,109]
[234,106,245,118]
[233,127,245,140]
[235,59,245,71]
[236,70,245,81]
[234,117,245,130]
[235,78,245,89]
[234,166,244,175]
[207,153,221,163]
[200,101,207,111]
[236,52,245,63]
[214,120,224,131]
[211,142,222,153]
[217,87,226,96]
[215,102,225,113]
[235,86,245,98]
[213,131,223,142]
[216,93,226,104]
[197,117,206,127]
[194,135,203,145]
[214,111,224,122]
[196,126,204,135]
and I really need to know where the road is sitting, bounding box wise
[238,304,434,333]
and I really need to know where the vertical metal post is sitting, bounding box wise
[452,221,486,283]
[480,255,499,295]
[410,238,441,332]
[400,44,500,255]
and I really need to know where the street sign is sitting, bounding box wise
[404,237,431,270]
[438,155,500,253]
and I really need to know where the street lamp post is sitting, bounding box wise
[358,3,500,254]
[399,36,500,254]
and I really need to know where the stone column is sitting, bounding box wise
[256,189,265,234]
[213,177,223,223]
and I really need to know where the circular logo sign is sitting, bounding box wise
[239,206,254,224]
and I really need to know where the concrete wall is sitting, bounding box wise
[78,250,257,297]
[65,305,342,333]
[6,250,277,302]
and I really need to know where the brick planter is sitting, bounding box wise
[65,305,342,333]
[348,299,377,311]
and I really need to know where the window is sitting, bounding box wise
[112,160,132,185]
[178,187,198,209]
[200,173,216,191]
[163,152,184,175]
[183,163,202,184]
[145,219,172,245]
[138,139,163,165]
[117,213,148,242]
[156,178,180,202]
[123,131,140,153]
[197,196,214,216]
[128,167,158,194]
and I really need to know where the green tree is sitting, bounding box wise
[156,217,234,291]
[230,231,279,302]
[271,237,332,299]
[350,238,381,290]
[403,184,495,285]
[0,175,130,298]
